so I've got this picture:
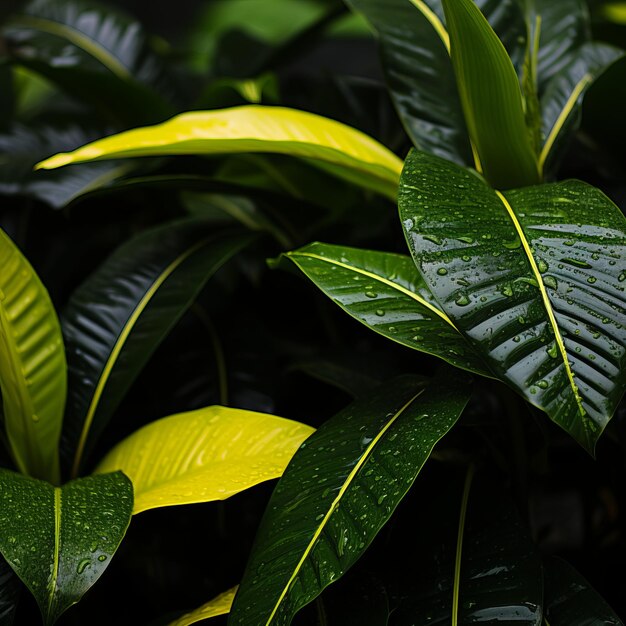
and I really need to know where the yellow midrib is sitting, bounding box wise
[71,238,211,477]
[11,15,131,80]
[293,252,458,330]
[408,0,450,52]
[264,390,425,625]
[47,487,61,616]
[495,191,584,416]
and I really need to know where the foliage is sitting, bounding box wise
[0,0,624,624]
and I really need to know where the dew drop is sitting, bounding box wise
[538,260,548,273]
[537,380,549,389]
[547,343,558,359]
[437,268,448,276]
[455,295,470,307]
[587,276,597,284]
[77,559,91,574]
[375,309,385,317]
[365,291,377,299]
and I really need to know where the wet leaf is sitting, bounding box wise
[400,148,626,452]
[168,587,237,625]
[229,369,472,625]
[0,468,133,626]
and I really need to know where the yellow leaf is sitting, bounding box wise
[169,586,238,626]
[35,105,403,199]
[95,406,314,514]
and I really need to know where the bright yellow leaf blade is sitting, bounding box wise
[168,586,238,626]
[35,105,403,199]
[95,406,315,514]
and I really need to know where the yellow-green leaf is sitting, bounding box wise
[169,586,238,626]
[0,227,66,483]
[95,406,315,514]
[35,105,403,200]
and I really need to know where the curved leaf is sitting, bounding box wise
[0,227,66,483]
[4,0,174,123]
[441,0,539,189]
[399,148,626,452]
[61,220,254,478]
[35,106,403,200]
[277,242,489,376]
[543,556,622,625]
[392,468,543,625]
[0,468,133,626]
[0,556,20,626]
[169,587,238,626]
[343,0,525,166]
[229,369,472,625]
[95,406,314,514]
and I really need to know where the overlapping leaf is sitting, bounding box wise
[61,220,253,477]
[95,406,314,514]
[399,148,626,452]
[278,242,488,375]
[0,227,66,483]
[0,469,133,625]
[168,587,238,626]
[35,106,403,200]
[229,369,472,625]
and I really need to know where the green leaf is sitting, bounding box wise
[399,149,626,452]
[229,369,472,625]
[61,220,254,477]
[539,42,623,176]
[95,406,314,514]
[4,0,175,124]
[278,242,489,376]
[392,468,543,624]
[543,556,622,625]
[34,106,403,201]
[0,556,21,626]
[0,226,66,483]
[0,123,132,208]
[343,0,525,166]
[0,468,133,626]
[168,587,238,626]
[441,0,540,189]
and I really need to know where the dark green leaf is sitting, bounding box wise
[399,148,626,452]
[392,468,543,624]
[442,0,540,189]
[278,242,489,375]
[0,468,133,626]
[4,0,175,124]
[543,556,622,625]
[0,556,20,626]
[343,0,525,166]
[0,123,131,208]
[229,368,472,625]
[61,220,254,477]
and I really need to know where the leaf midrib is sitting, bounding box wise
[495,191,585,418]
[47,487,61,619]
[264,389,425,625]
[71,238,213,477]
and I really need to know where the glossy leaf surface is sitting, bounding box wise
[35,106,403,200]
[278,242,488,376]
[399,149,626,452]
[229,369,472,625]
[543,556,622,625]
[0,227,66,483]
[4,0,174,123]
[168,587,238,626]
[441,0,539,189]
[392,468,543,624]
[0,469,133,625]
[61,221,253,477]
[96,406,314,514]
[344,0,525,166]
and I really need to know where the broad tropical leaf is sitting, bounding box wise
[277,242,489,376]
[343,0,525,166]
[169,587,237,626]
[441,0,539,189]
[95,406,314,514]
[0,469,133,626]
[229,369,472,625]
[4,0,175,123]
[35,106,404,200]
[399,148,626,452]
[543,556,622,625]
[391,467,543,624]
[0,227,66,483]
[61,220,254,477]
